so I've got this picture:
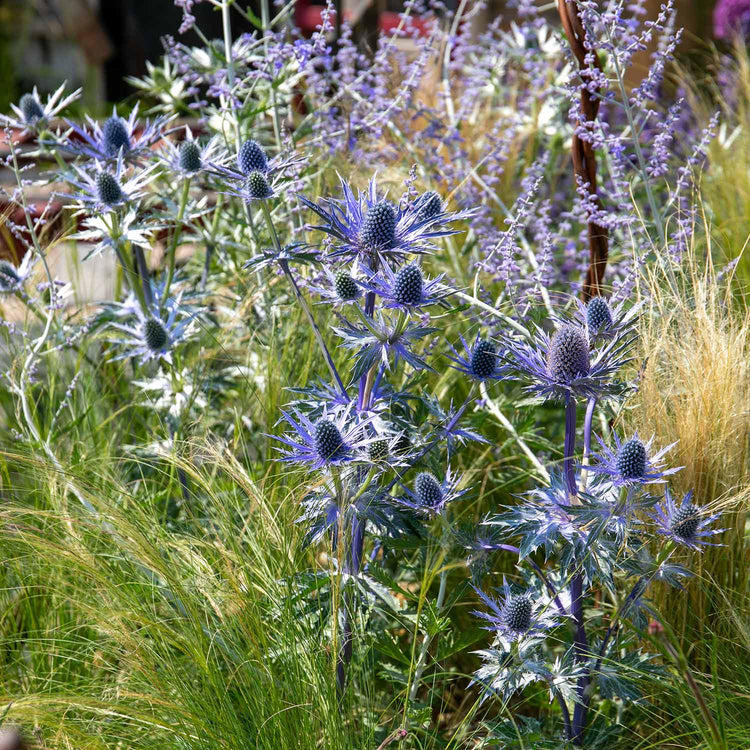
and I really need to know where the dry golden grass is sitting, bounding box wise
[627,230,750,661]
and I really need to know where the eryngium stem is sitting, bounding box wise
[564,396,578,501]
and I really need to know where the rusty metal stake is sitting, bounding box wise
[558,0,609,300]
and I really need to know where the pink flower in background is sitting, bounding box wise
[714,0,750,39]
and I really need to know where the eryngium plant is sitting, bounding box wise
[469,295,724,745]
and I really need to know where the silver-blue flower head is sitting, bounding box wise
[360,200,397,250]
[143,317,170,352]
[393,264,423,306]
[335,270,359,301]
[20,94,44,124]
[415,471,443,507]
[96,172,124,206]
[417,190,443,221]
[616,437,647,480]
[237,139,268,174]
[470,340,498,380]
[586,296,613,331]
[245,170,273,200]
[548,325,590,383]
[102,115,131,157]
[178,141,202,173]
[0,260,21,291]
[314,419,346,461]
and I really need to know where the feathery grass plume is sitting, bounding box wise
[631,235,750,669]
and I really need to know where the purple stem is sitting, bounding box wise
[357,288,377,410]
[563,395,577,501]
[583,397,596,460]
[336,511,365,695]
[562,395,589,744]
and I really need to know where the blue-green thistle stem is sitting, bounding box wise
[162,176,191,312]
[563,396,578,501]
[132,246,153,307]
[259,200,347,398]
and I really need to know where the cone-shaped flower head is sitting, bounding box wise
[102,115,131,157]
[335,270,359,301]
[314,419,345,461]
[587,296,613,331]
[616,437,647,480]
[360,200,397,249]
[237,139,268,174]
[504,595,533,632]
[20,94,44,124]
[178,140,202,173]
[368,439,389,462]
[671,502,700,540]
[470,339,498,380]
[96,172,124,206]
[418,190,442,220]
[547,325,590,383]
[393,264,424,306]
[143,318,169,352]
[0,260,21,291]
[415,471,443,507]
[245,170,273,200]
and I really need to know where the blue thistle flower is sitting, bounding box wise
[299,174,472,263]
[314,419,346,461]
[335,270,359,301]
[472,577,562,642]
[362,261,446,312]
[502,312,635,401]
[0,260,21,291]
[96,172,124,206]
[587,296,613,331]
[589,432,681,487]
[61,104,170,162]
[417,190,443,221]
[160,126,222,176]
[470,340,499,380]
[360,200,397,249]
[20,94,44,124]
[414,471,443,507]
[394,468,465,516]
[244,170,274,200]
[393,264,423,305]
[274,405,372,470]
[448,333,502,382]
[178,141,202,173]
[547,325,590,383]
[237,139,268,174]
[102,115,131,156]
[1,84,80,131]
[142,317,169,352]
[64,152,159,213]
[651,488,725,551]
[616,437,647,480]
[107,289,195,365]
[368,438,390,462]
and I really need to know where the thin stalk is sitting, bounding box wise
[132,246,153,306]
[162,176,191,311]
[407,552,449,702]
[580,397,597,492]
[563,396,578,502]
[259,200,347,397]
[480,382,550,482]
[114,242,149,317]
